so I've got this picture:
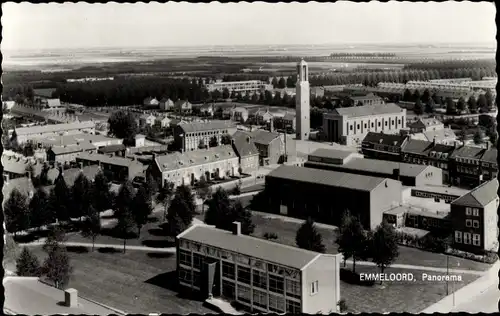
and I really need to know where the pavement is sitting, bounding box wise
[452,280,499,313]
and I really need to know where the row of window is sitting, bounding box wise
[465,208,480,217]
[185,130,228,137]
[349,118,403,132]
[455,231,481,246]
[465,219,480,228]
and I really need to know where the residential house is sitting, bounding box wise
[255,109,274,125]
[139,114,156,127]
[310,87,325,98]
[76,153,145,183]
[97,144,127,157]
[265,165,403,230]
[347,93,385,107]
[231,131,260,174]
[175,100,193,113]
[143,97,160,109]
[47,142,97,164]
[411,128,457,146]
[273,113,296,132]
[135,134,146,147]
[2,155,43,182]
[323,103,407,146]
[176,223,341,314]
[159,98,175,111]
[450,144,498,187]
[11,121,96,144]
[155,116,171,128]
[150,145,239,188]
[361,132,409,162]
[408,118,445,134]
[246,130,282,166]
[199,103,215,116]
[451,179,499,253]
[174,120,237,152]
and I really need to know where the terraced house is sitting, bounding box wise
[76,153,145,183]
[450,144,498,187]
[176,223,341,314]
[361,132,409,162]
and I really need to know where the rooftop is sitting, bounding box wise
[179,120,236,133]
[249,129,280,145]
[333,103,403,118]
[76,152,143,168]
[411,185,470,197]
[232,131,259,158]
[450,145,497,162]
[4,277,119,315]
[452,179,499,208]
[61,165,102,186]
[50,142,97,155]
[267,165,390,192]
[308,148,354,161]
[362,132,408,147]
[2,155,43,175]
[155,145,237,172]
[37,133,121,147]
[98,144,126,154]
[178,224,323,270]
[15,121,95,136]
[402,139,455,156]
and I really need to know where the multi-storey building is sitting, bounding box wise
[11,121,96,144]
[176,222,341,314]
[451,179,499,253]
[264,165,402,230]
[450,144,498,187]
[242,130,291,166]
[76,153,145,183]
[323,103,406,146]
[174,121,237,152]
[273,113,296,132]
[205,80,273,93]
[408,118,444,134]
[231,131,260,175]
[361,132,409,162]
[150,145,240,188]
[347,93,385,107]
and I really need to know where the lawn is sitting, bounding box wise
[28,246,213,314]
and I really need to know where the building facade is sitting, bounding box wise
[151,145,240,188]
[450,144,498,188]
[176,223,341,314]
[12,121,96,144]
[231,131,260,175]
[174,121,238,152]
[273,113,296,132]
[296,59,310,140]
[47,143,97,164]
[361,132,409,162]
[323,103,407,146]
[451,179,499,253]
[76,153,145,183]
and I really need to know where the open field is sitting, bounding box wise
[258,61,406,73]
[28,246,212,314]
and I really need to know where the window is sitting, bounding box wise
[253,289,268,309]
[237,266,251,285]
[179,250,191,266]
[466,219,472,227]
[371,122,374,128]
[252,270,267,289]
[473,208,480,216]
[473,234,481,246]
[286,299,301,314]
[193,253,203,270]
[350,125,353,131]
[464,232,472,245]
[178,268,192,283]
[237,285,251,304]
[222,280,236,299]
[269,294,285,313]
[455,231,462,243]
[269,274,284,294]
[385,121,388,126]
[311,280,319,295]
[465,208,472,216]
[473,220,479,228]
[192,270,201,287]
[222,261,236,279]
[285,279,301,299]
[357,124,360,129]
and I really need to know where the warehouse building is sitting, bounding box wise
[264,165,402,230]
[176,222,341,314]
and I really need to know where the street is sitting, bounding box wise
[452,280,499,313]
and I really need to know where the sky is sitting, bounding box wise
[1,1,497,51]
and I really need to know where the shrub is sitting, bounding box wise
[420,234,449,253]
[339,268,375,286]
[231,184,241,196]
[16,247,42,277]
[337,299,348,313]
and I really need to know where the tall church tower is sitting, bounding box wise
[295,59,310,140]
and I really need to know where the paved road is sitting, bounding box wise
[452,280,499,313]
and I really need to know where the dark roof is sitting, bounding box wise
[249,130,280,145]
[179,120,236,133]
[232,131,259,158]
[333,103,403,118]
[267,165,389,192]
[452,179,498,207]
[308,148,354,161]
[362,132,408,147]
[155,145,237,172]
[49,142,96,155]
[97,144,126,154]
[76,153,143,168]
[481,148,497,164]
[450,145,496,161]
[178,224,322,270]
[402,139,455,157]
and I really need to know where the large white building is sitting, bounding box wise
[323,103,407,146]
[295,59,310,141]
[205,80,273,93]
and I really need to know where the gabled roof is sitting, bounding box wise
[179,120,236,133]
[481,148,497,164]
[249,130,280,145]
[49,142,96,155]
[267,165,389,192]
[175,100,192,108]
[46,99,61,108]
[362,132,408,147]
[452,179,499,207]
[402,139,455,156]
[409,118,443,129]
[178,224,322,270]
[450,145,496,161]
[333,103,403,118]
[232,131,259,158]
[15,121,95,136]
[2,155,43,176]
[76,152,143,168]
[155,145,237,172]
[97,144,126,154]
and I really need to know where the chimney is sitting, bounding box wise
[270,119,274,133]
[96,160,101,168]
[432,136,436,146]
[486,142,490,150]
[454,141,458,149]
[392,168,400,181]
[64,288,78,308]
[232,221,241,235]
[246,136,250,143]
[79,162,83,170]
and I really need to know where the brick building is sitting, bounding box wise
[231,131,260,175]
[174,121,237,152]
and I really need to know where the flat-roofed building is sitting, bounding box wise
[174,120,237,152]
[264,165,402,230]
[307,148,358,165]
[176,223,341,314]
[150,145,239,188]
[205,80,272,93]
[410,185,470,203]
[323,103,406,146]
[305,152,442,187]
[76,153,145,183]
[451,179,499,253]
[12,121,96,144]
